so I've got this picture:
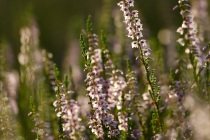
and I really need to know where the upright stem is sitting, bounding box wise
[137,46,162,132]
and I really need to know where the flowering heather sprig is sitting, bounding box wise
[125,61,146,137]
[18,24,46,139]
[175,1,199,49]
[0,46,16,138]
[118,112,128,131]
[117,0,150,57]
[118,0,163,134]
[108,70,128,136]
[107,69,127,110]
[0,42,19,115]
[174,0,202,68]
[173,0,210,99]
[126,61,139,109]
[53,71,83,139]
[101,33,130,136]
[43,52,84,139]
[0,84,16,139]
[42,50,58,92]
[166,71,193,139]
[100,31,127,111]
[53,88,83,139]
[168,81,193,139]
[84,33,120,138]
[28,97,49,139]
[81,16,131,138]
[18,25,43,78]
[191,0,210,42]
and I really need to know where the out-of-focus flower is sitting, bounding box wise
[118,112,128,131]
[175,0,202,64]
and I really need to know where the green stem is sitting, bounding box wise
[137,46,162,132]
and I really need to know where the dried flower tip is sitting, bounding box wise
[173,5,179,11]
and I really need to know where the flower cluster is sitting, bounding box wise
[44,53,83,139]
[175,0,201,59]
[108,70,128,133]
[53,83,84,139]
[107,70,127,110]
[191,0,210,42]
[118,0,164,135]
[118,112,128,131]
[18,25,44,90]
[86,34,120,138]
[28,97,50,139]
[102,47,130,135]
[117,0,150,57]
[0,87,15,139]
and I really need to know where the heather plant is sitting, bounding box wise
[0,41,17,139]
[1,0,210,139]
[18,24,47,139]
[117,0,163,135]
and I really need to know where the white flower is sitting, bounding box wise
[123,7,130,15]
[53,101,58,107]
[132,41,139,48]
[136,31,143,39]
[56,112,62,117]
[128,33,135,40]
[117,112,128,131]
[143,49,151,57]
[177,38,185,46]
[176,27,184,35]
[142,92,150,101]
[124,94,131,100]
[139,39,147,48]
[134,18,141,26]
[185,48,190,54]
[181,21,189,28]
[126,0,134,7]
[136,24,143,31]
[126,26,134,34]
[117,1,125,8]
[124,13,131,21]
[131,10,138,17]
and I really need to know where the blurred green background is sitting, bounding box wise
[0,0,181,68]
